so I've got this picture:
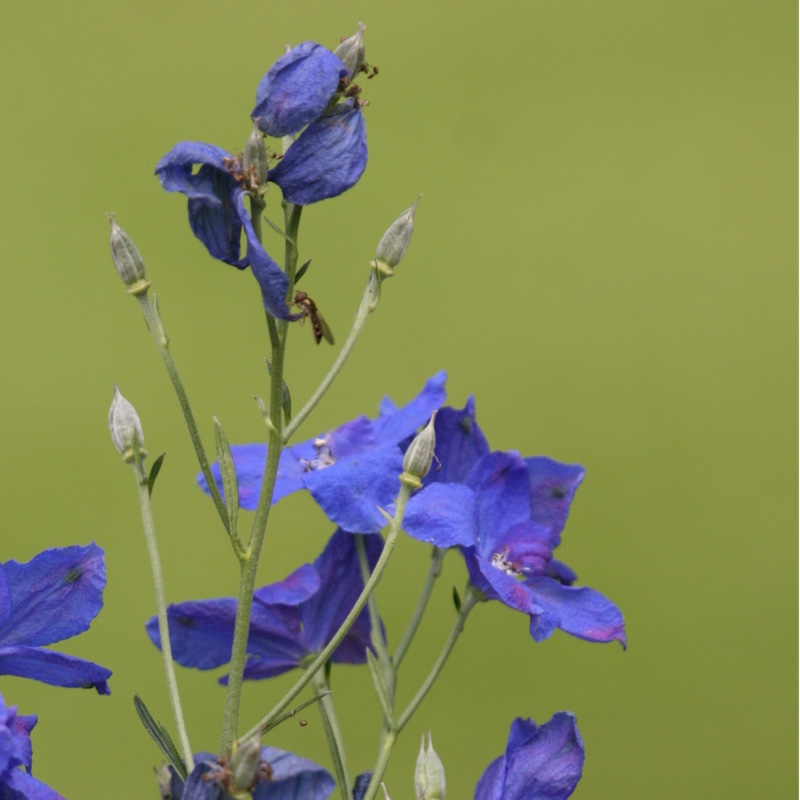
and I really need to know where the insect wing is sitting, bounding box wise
[313,308,335,345]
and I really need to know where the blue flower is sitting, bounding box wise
[0,544,112,694]
[165,747,335,800]
[403,400,626,647]
[156,41,368,319]
[474,713,584,800]
[199,372,447,533]
[147,530,382,681]
[0,691,66,799]
[155,142,293,321]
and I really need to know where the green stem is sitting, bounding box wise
[312,671,352,800]
[355,534,391,671]
[396,587,479,731]
[130,448,194,772]
[361,586,479,800]
[283,268,381,443]
[238,479,414,744]
[392,547,445,669]
[219,201,301,755]
[135,293,240,550]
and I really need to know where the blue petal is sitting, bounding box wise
[403,483,477,548]
[0,646,111,694]
[301,531,381,659]
[254,746,335,800]
[525,577,627,647]
[10,711,36,774]
[253,42,348,138]
[305,445,402,533]
[182,761,226,800]
[155,141,232,196]
[373,371,448,445]
[254,563,319,606]
[474,713,584,800]
[0,544,105,648]
[4,768,67,800]
[270,102,367,205]
[352,772,373,800]
[422,396,489,486]
[525,457,585,548]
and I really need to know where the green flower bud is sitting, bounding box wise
[244,118,269,185]
[334,22,366,77]
[230,732,263,794]
[403,412,437,481]
[415,732,446,800]
[374,196,420,276]
[108,385,145,461]
[108,214,149,293]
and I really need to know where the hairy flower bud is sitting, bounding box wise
[334,22,366,77]
[244,118,269,185]
[108,214,149,292]
[230,732,263,794]
[403,412,437,481]
[109,385,144,459]
[374,196,420,276]
[415,732,446,800]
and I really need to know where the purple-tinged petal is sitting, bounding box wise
[234,190,294,320]
[182,761,226,800]
[403,483,477,548]
[10,713,36,773]
[0,646,110,694]
[525,457,585,548]
[301,531,381,657]
[155,142,233,197]
[254,563,319,606]
[473,558,543,619]
[475,713,584,800]
[525,577,627,647]
[240,653,304,681]
[254,745,335,800]
[546,559,577,585]
[422,396,489,486]
[352,772,372,800]
[305,445,402,533]
[253,42,348,138]
[4,769,66,800]
[467,453,534,558]
[187,168,248,268]
[270,102,367,206]
[0,544,105,648]
[373,371,448,445]
[0,570,10,630]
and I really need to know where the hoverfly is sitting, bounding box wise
[293,291,335,345]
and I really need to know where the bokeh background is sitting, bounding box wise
[0,1,795,798]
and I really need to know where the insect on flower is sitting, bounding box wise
[293,290,335,344]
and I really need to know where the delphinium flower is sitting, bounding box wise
[0,544,112,693]
[146,530,382,681]
[199,372,447,533]
[161,745,335,800]
[0,691,65,799]
[156,36,369,321]
[402,399,626,647]
[474,713,584,800]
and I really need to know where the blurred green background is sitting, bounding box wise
[0,1,795,797]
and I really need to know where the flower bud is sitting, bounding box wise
[108,214,149,292]
[230,732,263,794]
[334,22,366,77]
[415,732,446,800]
[374,196,420,276]
[108,385,145,459]
[403,412,437,481]
[244,118,269,185]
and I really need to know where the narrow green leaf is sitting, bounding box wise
[147,452,166,497]
[452,585,462,612]
[366,649,396,727]
[133,694,187,780]
[294,257,313,284]
[213,416,238,535]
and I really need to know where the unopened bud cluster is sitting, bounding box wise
[108,215,149,292]
[108,385,145,460]
[374,196,420,276]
